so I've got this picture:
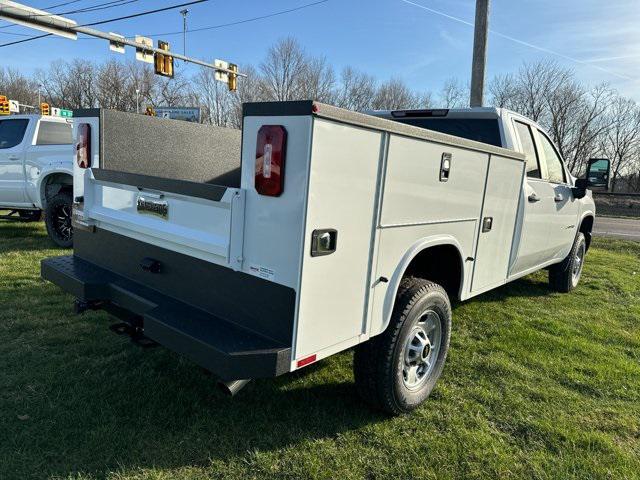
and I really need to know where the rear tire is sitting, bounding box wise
[354,277,451,415]
[549,232,586,293]
[45,191,73,248]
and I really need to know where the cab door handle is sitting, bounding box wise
[554,193,564,202]
[528,193,540,203]
[8,155,20,161]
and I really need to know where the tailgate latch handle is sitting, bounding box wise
[140,257,162,274]
[311,229,338,257]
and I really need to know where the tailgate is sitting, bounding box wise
[78,168,245,270]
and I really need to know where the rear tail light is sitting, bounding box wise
[255,125,287,196]
[76,123,91,169]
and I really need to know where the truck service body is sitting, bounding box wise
[42,101,600,414]
[0,113,74,245]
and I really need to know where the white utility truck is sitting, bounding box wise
[0,114,74,247]
[42,101,608,415]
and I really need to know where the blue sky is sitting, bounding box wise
[2,0,639,100]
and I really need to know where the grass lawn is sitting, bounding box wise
[1,221,639,480]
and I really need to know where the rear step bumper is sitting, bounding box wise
[42,255,292,380]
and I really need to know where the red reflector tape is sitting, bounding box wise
[297,354,317,368]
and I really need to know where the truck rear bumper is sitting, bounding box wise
[42,255,292,380]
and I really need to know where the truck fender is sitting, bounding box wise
[35,167,74,210]
[377,235,465,337]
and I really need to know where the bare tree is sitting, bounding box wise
[228,64,264,128]
[297,55,335,103]
[438,77,467,108]
[0,67,39,106]
[192,64,233,126]
[599,96,640,191]
[488,73,518,109]
[334,67,376,111]
[372,77,415,110]
[260,37,307,101]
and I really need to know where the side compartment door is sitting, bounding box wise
[0,118,29,205]
[294,119,382,360]
[509,121,556,275]
[534,129,580,260]
[471,154,524,292]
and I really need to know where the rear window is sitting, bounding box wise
[392,118,502,147]
[0,119,29,149]
[36,121,72,145]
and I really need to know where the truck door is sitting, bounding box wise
[534,129,580,259]
[0,118,29,205]
[509,120,556,275]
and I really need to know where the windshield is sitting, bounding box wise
[392,118,503,148]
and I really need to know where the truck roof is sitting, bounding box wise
[0,114,70,122]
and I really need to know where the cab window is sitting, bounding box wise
[0,119,29,149]
[537,131,566,184]
[514,121,541,178]
[36,121,73,145]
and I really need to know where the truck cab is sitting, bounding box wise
[0,114,74,246]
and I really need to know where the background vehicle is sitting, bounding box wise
[42,102,608,415]
[0,114,74,247]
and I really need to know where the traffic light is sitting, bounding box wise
[145,106,156,116]
[154,40,174,78]
[228,63,238,92]
[40,103,50,115]
[0,95,9,116]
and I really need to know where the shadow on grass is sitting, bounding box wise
[0,221,57,254]
[471,275,551,304]
[3,285,385,479]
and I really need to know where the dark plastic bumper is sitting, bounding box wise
[42,255,292,380]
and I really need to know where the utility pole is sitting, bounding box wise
[470,0,490,107]
[180,8,189,59]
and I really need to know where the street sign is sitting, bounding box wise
[109,32,125,54]
[135,35,153,64]
[51,107,61,116]
[8,100,19,113]
[60,109,73,118]
[214,59,229,83]
[154,107,201,123]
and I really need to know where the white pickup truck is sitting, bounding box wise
[0,114,74,247]
[42,102,609,415]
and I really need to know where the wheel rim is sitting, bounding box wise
[53,204,72,242]
[402,310,442,391]
[572,242,585,284]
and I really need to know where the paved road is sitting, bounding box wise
[593,216,640,241]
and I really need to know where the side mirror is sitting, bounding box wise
[585,158,611,191]
[572,158,610,199]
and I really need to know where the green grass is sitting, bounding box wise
[1,222,639,480]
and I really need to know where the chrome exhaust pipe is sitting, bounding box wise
[218,379,251,396]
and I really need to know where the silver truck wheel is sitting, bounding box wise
[549,232,586,293]
[353,277,451,415]
[402,310,442,390]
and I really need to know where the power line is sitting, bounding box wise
[145,0,330,37]
[398,0,632,81]
[0,0,209,48]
